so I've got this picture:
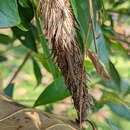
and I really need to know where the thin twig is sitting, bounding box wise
[79,17,92,130]
[86,120,97,130]
[79,1,98,129]
[88,0,98,54]
[84,21,91,56]
[0,45,21,55]
[79,1,95,129]
[7,51,32,86]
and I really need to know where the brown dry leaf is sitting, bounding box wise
[0,93,79,130]
[88,51,110,80]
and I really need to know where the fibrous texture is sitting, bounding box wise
[39,0,91,122]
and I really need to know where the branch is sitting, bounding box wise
[7,51,32,86]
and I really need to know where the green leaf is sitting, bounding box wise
[0,0,20,27]
[96,0,104,10]
[17,0,34,31]
[19,0,30,8]
[109,61,121,90]
[12,26,37,52]
[20,0,38,8]
[90,25,122,91]
[35,53,59,78]
[0,34,13,45]
[120,79,130,96]
[110,41,129,57]
[70,0,89,40]
[84,60,95,72]
[34,77,70,106]
[92,101,104,113]
[90,24,109,67]
[124,85,130,96]
[0,55,7,62]
[30,0,38,7]
[89,73,103,86]
[4,83,14,97]
[106,119,121,130]
[95,0,107,22]
[100,90,126,106]
[108,103,130,121]
[45,105,53,112]
[101,61,121,92]
[35,12,59,79]
[70,0,96,48]
[32,58,42,86]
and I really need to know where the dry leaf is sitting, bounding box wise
[39,0,91,123]
[0,94,79,130]
[88,51,110,80]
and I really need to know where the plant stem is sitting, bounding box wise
[7,51,32,86]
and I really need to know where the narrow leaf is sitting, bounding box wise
[109,61,121,89]
[19,0,30,8]
[35,12,59,79]
[32,58,42,86]
[100,90,126,106]
[70,0,96,48]
[0,34,12,45]
[35,53,60,79]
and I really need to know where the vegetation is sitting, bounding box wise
[0,0,130,129]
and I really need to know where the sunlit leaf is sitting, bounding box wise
[34,77,70,106]
[19,0,30,8]
[0,0,20,27]
[100,90,126,105]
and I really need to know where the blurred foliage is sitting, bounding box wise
[0,0,130,129]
